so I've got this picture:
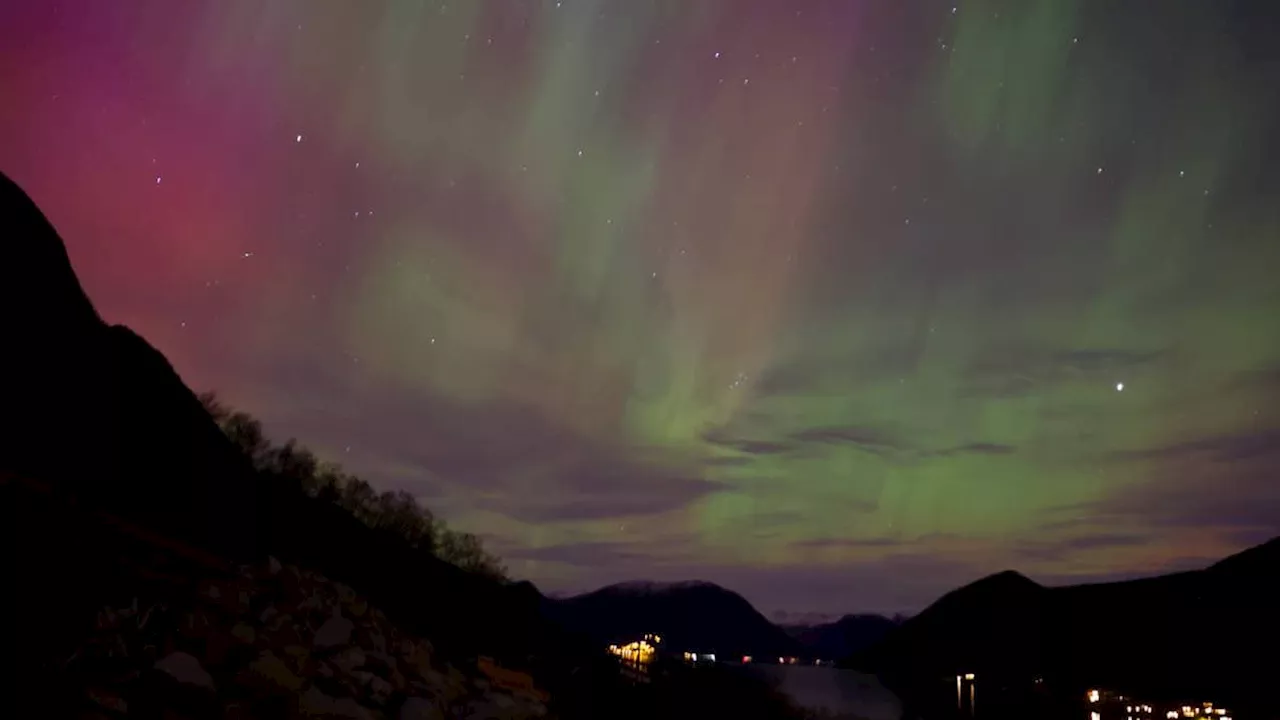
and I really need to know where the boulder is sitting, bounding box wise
[154,652,216,691]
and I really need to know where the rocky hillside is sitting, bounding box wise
[70,554,549,719]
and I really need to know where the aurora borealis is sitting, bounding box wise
[3,1,1279,618]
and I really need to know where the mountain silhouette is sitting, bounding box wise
[0,170,264,562]
[782,614,900,661]
[0,170,566,704]
[855,538,1280,716]
[545,580,803,660]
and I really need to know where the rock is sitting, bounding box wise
[399,697,446,720]
[300,688,378,720]
[87,687,128,714]
[389,669,407,693]
[330,647,368,674]
[314,610,355,649]
[242,650,305,693]
[367,675,394,705]
[367,628,388,655]
[299,686,342,716]
[199,580,222,601]
[230,623,256,644]
[408,648,435,679]
[154,652,215,691]
[259,606,279,625]
[331,697,377,720]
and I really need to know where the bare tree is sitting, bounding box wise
[201,391,506,580]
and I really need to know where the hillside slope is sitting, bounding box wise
[0,170,572,718]
[856,538,1280,715]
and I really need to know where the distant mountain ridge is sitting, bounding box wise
[545,580,804,659]
[781,614,901,662]
[856,536,1280,717]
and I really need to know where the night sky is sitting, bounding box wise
[3,1,1279,620]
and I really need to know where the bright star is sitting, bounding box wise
[1116,382,1124,392]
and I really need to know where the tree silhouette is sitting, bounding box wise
[197,391,506,580]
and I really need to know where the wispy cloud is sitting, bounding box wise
[1109,430,1280,463]
[922,442,1016,458]
[700,428,795,456]
[792,536,905,550]
[788,425,907,456]
[962,345,1168,398]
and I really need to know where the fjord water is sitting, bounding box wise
[742,664,903,720]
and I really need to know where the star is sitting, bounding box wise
[295,134,303,143]
[155,176,162,184]
[1116,382,1124,392]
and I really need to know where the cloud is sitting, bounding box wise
[922,442,1016,458]
[701,428,794,456]
[1050,349,1166,373]
[1013,533,1150,563]
[502,542,653,567]
[482,474,729,523]
[1046,445,1280,542]
[1109,429,1280,463]
[788,425,907,456]
[961,345,1168,398]
[697,455,756,468]
[791,536,905,550]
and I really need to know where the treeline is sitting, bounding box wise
[198,392,507,581]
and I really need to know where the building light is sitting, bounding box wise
[1091,712,1101,720]
[1089,690,1101,704]
[964,673,975,680]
